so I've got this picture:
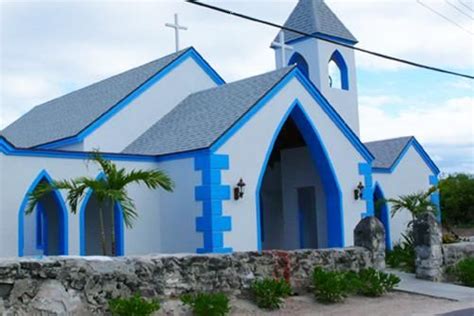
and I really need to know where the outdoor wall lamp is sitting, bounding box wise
[354,182,365,200]
[234,178,246,201]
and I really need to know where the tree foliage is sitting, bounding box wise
[388,188,437,222]
[439,173,474,226]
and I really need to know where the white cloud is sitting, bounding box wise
[360,96,474,144]
[360,96,474,173]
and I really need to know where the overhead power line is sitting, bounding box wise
[185,0,474,80]
[417,0,474,35]
[445,0,474,20]
[457,0,474,13]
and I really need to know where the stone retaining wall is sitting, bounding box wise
[442,242,474,267]
[413,213,474,281]
[0,248,374,314]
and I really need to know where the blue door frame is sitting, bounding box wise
[373,183,392,251]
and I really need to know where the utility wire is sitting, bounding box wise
[417,0,474,35]
[445,0,474,19]
[186,0,474,80]
[457,0,474,12]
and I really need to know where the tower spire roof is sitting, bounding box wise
[272,0,357,46]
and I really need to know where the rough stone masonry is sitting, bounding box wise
[0,217,386,314]
[0,248,374,314]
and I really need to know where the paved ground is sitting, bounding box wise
[391,270,474,302]
[160,292,474,316]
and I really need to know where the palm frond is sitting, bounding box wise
[26,179,77,214]
[122,169,174,192]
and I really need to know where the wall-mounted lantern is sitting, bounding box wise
[234,178,246,201]
[354,182,365,200]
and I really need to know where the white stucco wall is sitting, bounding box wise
[58,57,219,153]
[217,78,368,251]
[372,146,434,247]
[157,157,202,254]
[274,38,360,136]
[0,153,201,257]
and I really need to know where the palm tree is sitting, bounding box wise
[388,187,437,222]
[25,152,174,256]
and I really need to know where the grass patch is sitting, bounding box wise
[250,278,292,310]
[108,294,160,316]
[452,258,474,287]
[181,292,231,316]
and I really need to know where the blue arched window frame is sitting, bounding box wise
[328,50,349,90]
[288,52,309,78]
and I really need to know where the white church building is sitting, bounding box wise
[0,0,440,257]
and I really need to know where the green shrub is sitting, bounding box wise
[356,268,400,297]
[250,278,292,310]
[439,173,474,226]
[386,232,416,273]
[181,293,230,316]
[312,267,351,303]
[453,258,474,287]
[108,294,160,316]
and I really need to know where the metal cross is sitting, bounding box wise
[271,31,293,68]
[165,13,188,52]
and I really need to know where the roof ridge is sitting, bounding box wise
[364,136,413,145]
[185,66,296,97]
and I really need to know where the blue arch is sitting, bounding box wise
[373,182,392,251]
[329,50,349,90]
[18,170,68,257]
[255,99,344,251]
[288,52,309,78]
[79,173,124,256]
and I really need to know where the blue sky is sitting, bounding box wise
[0,0,473,173]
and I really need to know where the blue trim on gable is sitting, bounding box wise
[373,182,392,251]
[194,154,232,253]
[210,68,374,163]
[35,48,225,150]
[329,50,349,90]
[358,163,374,218]
[79,172,125,256]
[255,100,344,250]
[283,32,358,46]
[429,175,442,222]
[1,136,207,163]
[372,138,440,175]
[18,170,68,257]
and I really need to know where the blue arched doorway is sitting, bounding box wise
[288,53,309,78]
[373,183,391,250]
[18,170,68,257]
[79,173,124,256]
[256,101,343,251]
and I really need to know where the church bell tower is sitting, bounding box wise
[271,0,360,135]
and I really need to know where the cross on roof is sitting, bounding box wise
[165,13,188,52]
[271,31,294,69]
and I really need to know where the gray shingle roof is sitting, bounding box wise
[364,136,413,169]
[272,0,357,45]
[2,48,192,148]
[123,66,295,155]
